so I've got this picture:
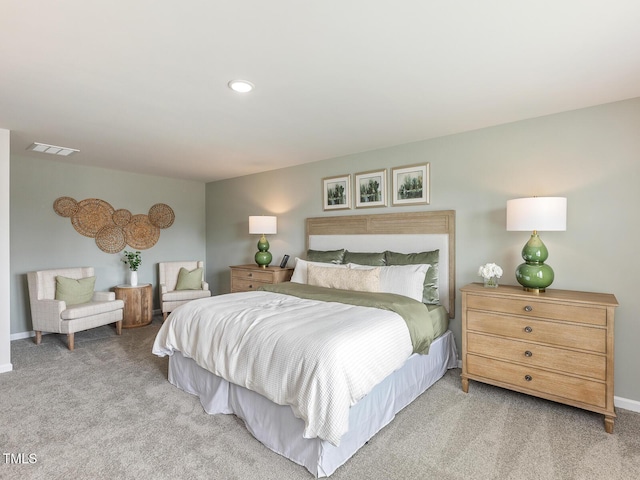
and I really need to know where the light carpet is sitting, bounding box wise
[2,316,639,480]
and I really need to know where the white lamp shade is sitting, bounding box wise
[506,197,567,231]
[249,216,277,235]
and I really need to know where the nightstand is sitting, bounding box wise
[113,283,153,328]
[460,283,618,433]
[230,264,294,293]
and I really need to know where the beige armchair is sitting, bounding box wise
[159,261,211,320]
[27,267,124,350]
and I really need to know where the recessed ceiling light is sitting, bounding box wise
[228,79,255,93]
[27,142,79,157]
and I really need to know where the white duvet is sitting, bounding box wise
[152,290,413,446]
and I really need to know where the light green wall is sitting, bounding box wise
[206,97,640,403]
[10,156,207,335]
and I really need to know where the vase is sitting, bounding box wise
[483,276,498,288]
[129,271,138,287]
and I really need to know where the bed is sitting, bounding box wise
[152,211,458,477]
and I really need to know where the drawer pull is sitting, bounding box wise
[248,273,253,277]
[524,326,533,333]
[524,305,533,312]
[524,350,532,357]
[248,284,253,289]
[524,375,533,382]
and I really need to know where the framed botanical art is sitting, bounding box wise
[322,174,351,210]
[391,163,430,206]
[355,169,387,208]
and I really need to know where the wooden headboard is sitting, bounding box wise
[305,211,456,318]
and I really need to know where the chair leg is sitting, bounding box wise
[34,331,42,345]
[67,333,75,351]
[115,320,122,335]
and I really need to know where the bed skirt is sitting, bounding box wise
[168,329,458,477]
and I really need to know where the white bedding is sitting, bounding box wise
[168,330,458,477]
[152,290,414,446]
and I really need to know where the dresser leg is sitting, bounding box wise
[604,415,615,434]
[461,377,469,393]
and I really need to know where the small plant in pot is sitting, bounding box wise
[122,250,142,286]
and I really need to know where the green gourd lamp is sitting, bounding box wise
[506,197,567,292]
[249,215,277,268]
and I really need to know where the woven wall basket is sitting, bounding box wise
[95,225,127,254]
[148,203,175,229]
[124,214,161,250]
[112,208,132,227]
[70,199,115,238]
[53,196,79,218]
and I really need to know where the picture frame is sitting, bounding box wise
[322,174,351,210]
[355,169,387,208]
[391,163,430,206]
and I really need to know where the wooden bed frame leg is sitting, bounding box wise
[604,415,615,434]
[163,312,168,321]
[115,320,122,335]
[34,331,42,345]
[461,377,469,393]
[67,333,75,351]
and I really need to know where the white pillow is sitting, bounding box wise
[307,264,380,292]
[290,258,349,284]
[348,263,429,302]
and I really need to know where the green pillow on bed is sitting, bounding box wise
[385,250,439,304]
[342,251,386,266]
[175,267,203,290]
[306,249,345,264]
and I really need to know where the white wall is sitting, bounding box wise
[206,98,640,404]
[0,128,12,373]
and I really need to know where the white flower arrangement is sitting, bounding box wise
[478,263,503,280]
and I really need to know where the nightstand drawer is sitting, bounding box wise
[466,295,606,326]
[467,332,606,380]
[466,354,606,408]
[231,268,274,283]
[231,278,267,292]
[467,310,606,353]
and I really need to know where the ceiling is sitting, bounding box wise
[2,1,640,183]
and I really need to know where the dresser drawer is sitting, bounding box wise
[466,294,606,326]
[467,332,606,380]
[231,268,274,283]
[466,354,606,408]
[467,310,606,353]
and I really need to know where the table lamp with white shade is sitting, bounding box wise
[506,197,567,292]
[249,215,277,268]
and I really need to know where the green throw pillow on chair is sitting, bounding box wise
[55,276,96,305]
[176,267,203,290]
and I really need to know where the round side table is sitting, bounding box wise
[114,283,153,328]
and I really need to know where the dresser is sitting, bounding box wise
[230,264,294,293]
[460,283,618,433]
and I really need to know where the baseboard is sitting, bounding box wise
[614,395,640,413]
[455,359,640,412]
[0,362,13,373]
[10,330,35,341]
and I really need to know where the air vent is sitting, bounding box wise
[27,142,79,156]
